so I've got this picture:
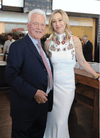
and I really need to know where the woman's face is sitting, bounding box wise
[51,13,66,34]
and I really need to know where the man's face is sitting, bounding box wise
[82,37,87,44]
[8,35,13,41]
[27,13,46,41]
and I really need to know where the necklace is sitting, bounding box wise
[49,33,74,52]
[54,34,67,45]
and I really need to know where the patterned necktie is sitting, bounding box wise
[38,42,52,89]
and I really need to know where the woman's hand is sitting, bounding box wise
[95,74,100,82]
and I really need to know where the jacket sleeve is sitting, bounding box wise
[5,41,37,102]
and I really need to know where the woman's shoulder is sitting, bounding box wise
[72,35,82,48]
[45,39,51,47]
[72,35,79,41]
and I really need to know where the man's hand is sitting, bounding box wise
[34,89,48,104]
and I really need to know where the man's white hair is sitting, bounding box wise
[28,9,46,23]
[83,35,88,39]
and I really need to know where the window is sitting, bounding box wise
[24,0,52,14]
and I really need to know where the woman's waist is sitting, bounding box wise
[53,64,75,71]
[54,80,75,89]
[53,70,75,83]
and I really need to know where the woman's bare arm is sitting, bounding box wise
[73,36,99,80]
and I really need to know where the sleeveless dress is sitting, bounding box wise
[44,33,76,138]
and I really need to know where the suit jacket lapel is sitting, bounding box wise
[25,34,53,73]
[25,34,44,65]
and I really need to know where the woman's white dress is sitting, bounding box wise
[44,33,76,138]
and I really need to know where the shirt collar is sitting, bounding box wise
[28,33,39,45]
[85,40,88,44]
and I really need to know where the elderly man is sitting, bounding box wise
[82,35,93,61]
[5,9,53,138]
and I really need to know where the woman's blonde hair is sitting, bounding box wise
[49,9,71,40]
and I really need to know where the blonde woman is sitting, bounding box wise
[44,9,100,138]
